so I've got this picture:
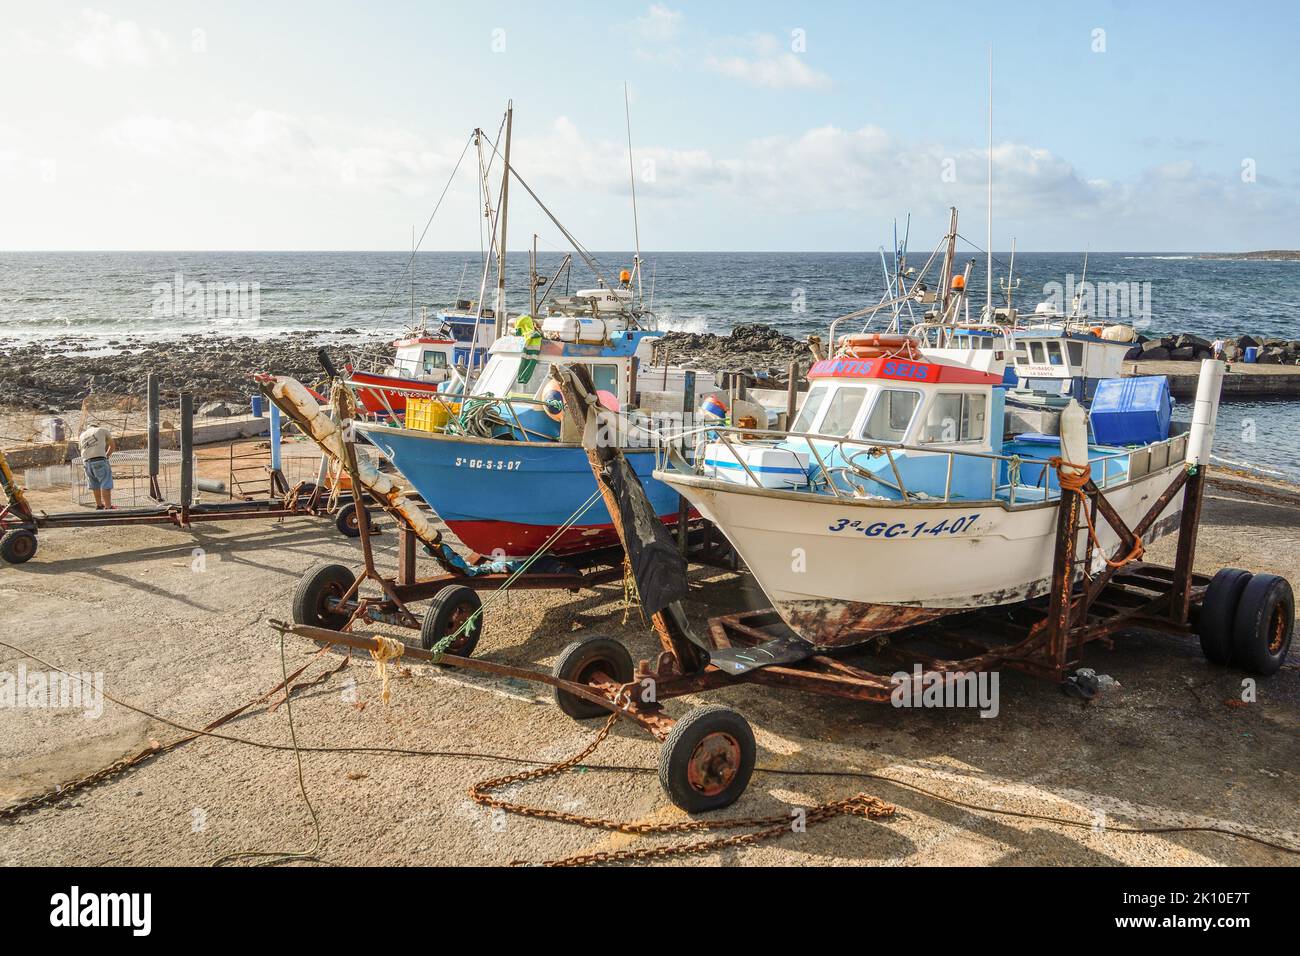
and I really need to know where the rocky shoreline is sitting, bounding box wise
[1,322,1297,414]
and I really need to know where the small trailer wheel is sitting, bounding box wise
[0,529,38,565]
[658,705,756,813]
[420,585,483,657]
[291,562,356,630]
[551,637,633,720]
[1197,568,1252,665]
[1232,573,1294,676]
[334,502,372,538]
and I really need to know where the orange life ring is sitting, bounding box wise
[837,332,921,360]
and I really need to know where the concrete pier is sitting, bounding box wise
[1124,361,1300,399]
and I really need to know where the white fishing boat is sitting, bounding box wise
[654,341,1224,650]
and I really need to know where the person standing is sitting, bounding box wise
[79,423,115,509]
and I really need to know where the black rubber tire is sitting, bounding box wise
[420,585,483,657]
[551,637,634,720]
[658,705,756,814]
[0,529,38,565]
[1197,568,1252,665]
[334,502,368,539]
[1232,573,1295,676]
[291,562,356,630]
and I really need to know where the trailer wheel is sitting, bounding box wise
[291,562,356,630]
[334,502,371,538]
[551,637,633,720]
[420,585,483,658]
[659,705,756,813]
[1197,568,1252,665]
[1232,573,1294,676]
[0,529,38,565]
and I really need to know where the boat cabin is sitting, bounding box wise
[1010,326,1131,402]
[703,354,1136,503]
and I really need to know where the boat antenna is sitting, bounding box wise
[410,224,416,328]
[494,100,513,338]
[624,82,643,304]
[986,44,994,321]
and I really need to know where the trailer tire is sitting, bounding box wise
[1232,573,1294,676]
[291,562,356,630]
[334,502,371,538]
[1197,568,1252,665]
[659,705,755,813]
[551,637,633,720]
[0,529,37,564]
[421,585,483,658]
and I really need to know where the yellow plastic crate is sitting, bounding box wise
[405,396,456,433]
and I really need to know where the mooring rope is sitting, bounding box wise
[1052,455,1145,569]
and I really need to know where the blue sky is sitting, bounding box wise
[1,1,1296,250]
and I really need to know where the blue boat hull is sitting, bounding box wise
[361,427,686,558]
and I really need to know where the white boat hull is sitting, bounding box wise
[658,465,1186,649]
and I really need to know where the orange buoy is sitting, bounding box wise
[837,332,921,360]
[951,274,966,290]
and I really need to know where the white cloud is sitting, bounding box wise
[630,4,682,43]
[704,34,831,90]
[102,108,464,196]
[67,9,173,68]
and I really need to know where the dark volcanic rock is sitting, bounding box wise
[0,334,394,411]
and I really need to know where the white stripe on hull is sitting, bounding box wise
[662,465,1185,648]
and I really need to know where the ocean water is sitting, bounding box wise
[1,250,1297,479]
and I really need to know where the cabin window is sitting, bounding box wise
[1014,341,1029,365]
[920,392,987,444]
[591,364,620,397]
[791,385,828,433]
[860,389,920,443]
[1067,341,1084,365]
[818,387,869,437]
[1029,342,1046,365]
[421,351,448,374]
[1046,342,1065,366]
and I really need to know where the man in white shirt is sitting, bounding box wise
[78,424,115,509]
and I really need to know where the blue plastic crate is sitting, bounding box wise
[1089,376,1172,446]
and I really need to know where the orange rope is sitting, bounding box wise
[1050,456,1144,569]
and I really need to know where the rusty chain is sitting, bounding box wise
[469,713,896,867]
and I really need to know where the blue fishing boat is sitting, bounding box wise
[357,288,717,559]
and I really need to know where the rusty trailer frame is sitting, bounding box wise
[276,363,1291,812]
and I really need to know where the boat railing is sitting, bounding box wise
[659,423,1189,507]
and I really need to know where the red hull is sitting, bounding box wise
[349,371,443,416]
[446,514,685,559]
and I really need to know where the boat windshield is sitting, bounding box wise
[790,384,828,432]
[818,387,869,437]
[473,356,521,396]
[860,388,921,443]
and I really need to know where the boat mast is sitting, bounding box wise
[494,101,513,337]
[938,206,959,320]
[624,82,643,305]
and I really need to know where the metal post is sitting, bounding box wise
[397,524,417,587]
[1169,466,1205,624]
[677,369,695,555]
[179,393,193,521]
[1044,483,1081,672]
[147,372,161,500]
[785,360,799,430]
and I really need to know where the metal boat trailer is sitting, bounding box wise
[277,363,1293,813]
[0,381,358,565]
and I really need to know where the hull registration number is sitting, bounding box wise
[827,514,981,538]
